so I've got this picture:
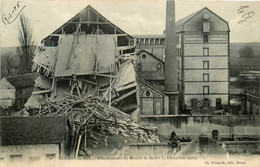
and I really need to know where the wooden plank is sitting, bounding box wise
[32,90,52,95]
[112,89,136,104]
[109,77,112,109]
[95,73,117,78]
[80,79,98,85]
[75,134,82,159]
[84,128,87,151]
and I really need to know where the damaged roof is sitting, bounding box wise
[43,5,134,41]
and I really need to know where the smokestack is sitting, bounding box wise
[164,0,179,115]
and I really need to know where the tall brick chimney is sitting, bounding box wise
[164,0,179,115]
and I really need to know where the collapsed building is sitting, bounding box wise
[26,5,137,113]
[21,5,160,158]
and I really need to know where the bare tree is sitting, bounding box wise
[17,14,36,74]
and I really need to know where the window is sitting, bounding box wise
[203,73,209,82]
[203,86,209,94]
[160,39,165,45]
[203,98,210,107]
[140,39,145,44]
[137,63,142,71]
[10,154,23,161]
[146,91,151,97]
[203,35,209,43]
[203,22,210,32]
[203,48,209,56]
[46,154,56,160]
[203,61,209,69]
[157,63,162,71]
[155,39,160,45]
[176,36,179,44]
[142,54,146,59]
[150,39,155,45]
[145,39,149,45]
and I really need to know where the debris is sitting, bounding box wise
[24,20,160,158]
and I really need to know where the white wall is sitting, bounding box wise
[184,57,228,69]
[0,144,59,161]
[184,43,228,56]
[184,69,228,81]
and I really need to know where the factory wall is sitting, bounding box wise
[136,51,164,73]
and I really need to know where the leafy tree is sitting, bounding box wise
[17,14,36,74]
[239,46,254,58]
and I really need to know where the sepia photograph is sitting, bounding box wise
[0,0,259,166]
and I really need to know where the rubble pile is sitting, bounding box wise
[32,91,159,158]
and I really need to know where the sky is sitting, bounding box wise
[0,0,260,47]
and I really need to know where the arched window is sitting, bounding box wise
[137,63,142,71]
[216,98,222,109]
[203,98,210,108]
[142,90,153,97]
[157,63,162,71]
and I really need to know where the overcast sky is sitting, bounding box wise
[1,0,260,47]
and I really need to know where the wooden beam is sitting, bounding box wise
[109,77,112,109]
[71,21,110,24]
[75,134,82,159]
[32,90,53,95]
[80,79,98,85]
[95,73,117,78]
[112,89,136,104]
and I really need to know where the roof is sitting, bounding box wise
[133,7,229,38]
[0,116,68,146]
[136,50,164,63]
[43,5,133,41]
[132,34,165,39]
[176,7,229,32]
[174,8,204,33]
[137,78,165,96]
[176,134,227,157]
[137,71,165,81]
[5,73,37,88]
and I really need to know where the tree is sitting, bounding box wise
[17,14,36,74]
[1,54,17,77]
[239,46,254,58]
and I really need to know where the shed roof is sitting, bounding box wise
[0,116,68,146]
